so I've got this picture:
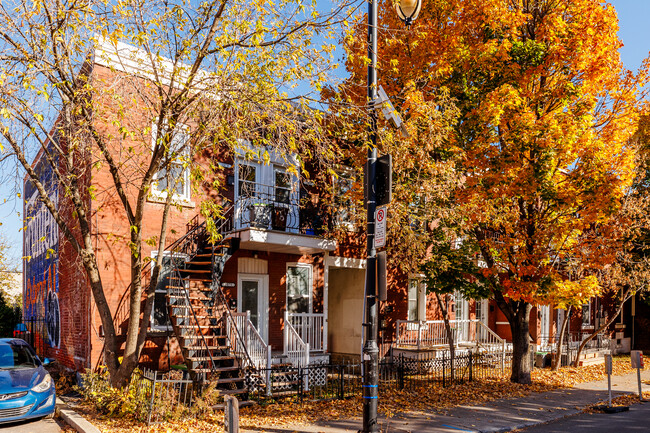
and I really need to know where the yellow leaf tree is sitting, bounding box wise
[0,0,349,387]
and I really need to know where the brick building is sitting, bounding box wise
[22,38,613,386]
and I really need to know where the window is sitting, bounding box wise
[151,251,187,330]
[275,168,291,204]
[582,299,592,327]
[286,264,312,314]
[239,164,257,198]
[408,278,426,321]
[334,169,355,226]
[151,123,190,202]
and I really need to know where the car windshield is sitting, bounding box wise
[0,342,40,369]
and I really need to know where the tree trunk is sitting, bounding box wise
[110,185,176,388]
[435,293,455,382]
[509,303,533,384]
[573,289,632,367]
[552,307,570,371]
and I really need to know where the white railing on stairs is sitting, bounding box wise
[284,312,310,368]
[227,312,271,371]
[286,312,325,352]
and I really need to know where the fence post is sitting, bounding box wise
[442,352,446,388]
[299,366,304,404]
[147,372,157,425]
[397,354,404,390]
[469,351,473,382]
[339,364,344,399]
[224,395,240,433]
[501,341,506,374]
[266,346,272,397]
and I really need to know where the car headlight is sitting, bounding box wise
[32,373,53,393]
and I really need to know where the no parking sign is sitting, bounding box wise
[374,205,387,248]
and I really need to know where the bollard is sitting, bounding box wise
[224,395,240,433]
[605,354,613,407]
[631,350,644,401]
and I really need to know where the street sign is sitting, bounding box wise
[374,205,387,248]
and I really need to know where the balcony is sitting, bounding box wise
[231,183,337,255]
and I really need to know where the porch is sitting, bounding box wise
[229,310,328,370]
[393,319,509,355]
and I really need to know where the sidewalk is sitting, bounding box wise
[242,370,650,433]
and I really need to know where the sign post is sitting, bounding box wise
[631,350,644,401]
[605,354,613,407]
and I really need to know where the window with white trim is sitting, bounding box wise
[151,122,191,202]
[408,278,426,321]
[286,264,312,314]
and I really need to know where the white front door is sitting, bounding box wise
[238,274,269,342]
[475,299,489,342]
[454,291,469,342]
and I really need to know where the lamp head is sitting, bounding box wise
[395,0,422,27]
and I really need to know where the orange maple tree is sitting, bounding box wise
[330,0,648,383]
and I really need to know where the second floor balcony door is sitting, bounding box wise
[235,159,299,233]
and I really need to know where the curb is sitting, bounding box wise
[55,398,102,433]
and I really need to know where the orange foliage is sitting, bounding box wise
[335,0,648,306]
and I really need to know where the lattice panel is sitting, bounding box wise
[307,366,327,387]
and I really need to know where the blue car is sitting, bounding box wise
[0,339,56,423]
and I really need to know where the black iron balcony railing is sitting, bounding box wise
[235,183,328,236]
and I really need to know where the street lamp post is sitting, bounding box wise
[362,1,421,432]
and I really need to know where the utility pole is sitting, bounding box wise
[361,1,420,431]
[361,0,379,429]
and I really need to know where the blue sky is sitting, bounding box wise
[1,0,649,268]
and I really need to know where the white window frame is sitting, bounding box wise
[407,276,426,321]
[150,122,192,203]
[150,250,188,331]
[286,263,313,314]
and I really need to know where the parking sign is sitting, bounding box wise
[374,206,387,248]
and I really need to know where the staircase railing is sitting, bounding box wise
[284,318,309,390]
[96,217,212,370]
[284,314,310,368]
[229,312,271,371]
[168,266,217,377]
[476,321,505,349]
[286,312,325,352]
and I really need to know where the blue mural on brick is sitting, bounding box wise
[23,149,60,349]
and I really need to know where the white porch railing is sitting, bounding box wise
[396,319,505,350]
[284,315,310,367]
[229,312,271,371]
[286,312,325,352]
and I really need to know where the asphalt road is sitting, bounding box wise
[0,416,63,432]
[519,401,650,432]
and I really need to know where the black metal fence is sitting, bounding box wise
[244,351,512,404]
[246,362,362,402]
[127,351,513,423]
[16,317,49,358]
